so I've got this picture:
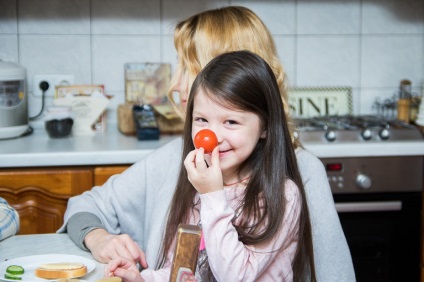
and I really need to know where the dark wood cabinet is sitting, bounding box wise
[93,166,128,186]
[0,165,129,234]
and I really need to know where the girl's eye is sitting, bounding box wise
[194,117,207,123]
[226,120,239,125]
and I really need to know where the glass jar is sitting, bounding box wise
[44,106,74,138]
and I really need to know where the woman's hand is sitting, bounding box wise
[184,146,223,194]
[104,256,145,282]
[85,229,148,269]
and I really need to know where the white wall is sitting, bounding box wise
[1,0,423,127]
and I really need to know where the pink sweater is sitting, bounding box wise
[141,179,301,281]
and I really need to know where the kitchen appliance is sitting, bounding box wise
[295,115,423,282]
[0,60,30,139]
[295,115,423,143]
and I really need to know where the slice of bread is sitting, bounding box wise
[35,262,87,279]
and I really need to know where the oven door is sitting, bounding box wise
[334,192,422,282]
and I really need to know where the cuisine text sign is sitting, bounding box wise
[288,87,352,118]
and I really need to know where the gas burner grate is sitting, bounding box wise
[294,115,424,143]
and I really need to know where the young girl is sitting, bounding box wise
[106,51,316,281]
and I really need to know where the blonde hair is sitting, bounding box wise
[168,6,299,147]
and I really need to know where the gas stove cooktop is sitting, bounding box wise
[294,115,424,143]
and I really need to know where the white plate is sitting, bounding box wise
[0,254,95,281]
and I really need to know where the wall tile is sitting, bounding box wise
[19,35,91,92]
[362,0,424,34]
[102,90,125,125]
[0,0,421,121]
[161,0,228,35]
[18,0,90,34]
[232,0,296,35]
[91,0,160,35]
[296,35,361,88]
[350,88,361,115]
[0,0,17,34]
[0,35,19,62]
[161,35,178,71]
[298,0,361,35]
[361,35,424,88]
[358,87,399,116]
[274,35,296,85]
[91,35,161,93]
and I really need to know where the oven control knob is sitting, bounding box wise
[361,129,372,140]
[379,128,390,140]
[325,130,336,142]
[356,174,372,189]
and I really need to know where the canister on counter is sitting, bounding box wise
[397,79,411,123]
[44,106,74,138]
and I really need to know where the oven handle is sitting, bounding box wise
[335,201,402,213]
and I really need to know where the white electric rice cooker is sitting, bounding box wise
[0,60,30,139]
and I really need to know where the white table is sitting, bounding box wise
[0,233,105,281]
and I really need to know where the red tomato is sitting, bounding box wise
[194,129,218,154]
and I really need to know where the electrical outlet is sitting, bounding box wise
[33,74,75,97]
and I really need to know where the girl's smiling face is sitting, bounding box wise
[191,89,266,183]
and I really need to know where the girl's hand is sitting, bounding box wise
[184,146,223,194]
[104,256,145,282]
[179,272,198,281]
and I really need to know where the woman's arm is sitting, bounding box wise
[296,148,356,281]
[58,137,183,268]
[0,197,20,241]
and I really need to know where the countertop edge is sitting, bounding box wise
[0,150,153,168]
[1,128,423,168]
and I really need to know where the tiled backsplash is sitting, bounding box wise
[1,0,423,127]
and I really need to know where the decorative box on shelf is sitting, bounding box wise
[119,62,183,137]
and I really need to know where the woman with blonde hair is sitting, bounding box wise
[62,6,355,281]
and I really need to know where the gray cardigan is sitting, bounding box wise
[59,137,355,281]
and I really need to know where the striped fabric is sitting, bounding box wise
[0,197,19,241]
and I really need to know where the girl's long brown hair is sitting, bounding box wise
[158,51,316,281]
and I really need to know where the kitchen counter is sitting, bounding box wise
[1,126,424,168]
[0,127,178,168]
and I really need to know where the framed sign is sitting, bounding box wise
[288,86,352,118]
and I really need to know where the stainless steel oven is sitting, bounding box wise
[295,115,424,281]
[322,156,423,282]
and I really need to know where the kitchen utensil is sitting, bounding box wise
[0,60,30,139]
